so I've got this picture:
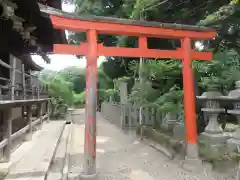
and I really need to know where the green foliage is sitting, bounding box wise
[128,60,183,115]
[198,140,240,165]
[39,64,115,108]
[74,92,86,105]
[136,126,184,154]
[58,66,86,93]
[39,70,74,106]
[199,1,240,53]
[98,88,120,102]
[193,50,240,93]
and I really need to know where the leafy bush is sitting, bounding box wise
[74,92,86,105]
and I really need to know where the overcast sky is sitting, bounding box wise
[32,3,105,71]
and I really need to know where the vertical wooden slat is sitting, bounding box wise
[22,64,26,100]
[0,88,2,100]
[1,109,12,162]
[121,105,125,129]
[11,56,16,100]
[37,84,40,99]
[47,100,50,122]
[128,105,132,128]
[38,103,43,129]
[29,70,34,99]
[152,108,157,129]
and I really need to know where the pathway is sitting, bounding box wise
[3,121,65,180]
[68,110,236,180]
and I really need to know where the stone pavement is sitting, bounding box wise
[68,110,236,180]
[4,121,65,180]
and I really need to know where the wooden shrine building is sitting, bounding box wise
[0,0,65,162]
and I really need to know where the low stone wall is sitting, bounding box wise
[101,102,181,131]
[101,102,122,127]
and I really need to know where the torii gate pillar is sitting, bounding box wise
[181,38,201,169]
[80,29,98,179]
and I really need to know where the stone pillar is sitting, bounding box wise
[128,105,132,128]
[199,91,226,147]
[173,110,185,140]
[132,106,138,126]
[162,112,177,132]
[144,107,150,125]
[119,82,128,104]
[47,100,50,123]
[109,96,113,103]
[227,81,240,152]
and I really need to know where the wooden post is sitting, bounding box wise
[0,88,2,100]
[29,71,34,99]
[22,64,26,100]
[11,56,16,100]
[1,109,12,162]
[120,105,125,130]
[38,103,43,129]
[24,105,32,140]
[181,37,199,161]
[128,105,132,128]
[81,29,98,179]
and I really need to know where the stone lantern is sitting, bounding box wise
[197,90,227,147]
[227,81,240,152]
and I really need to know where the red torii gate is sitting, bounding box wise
[41,5,216,179]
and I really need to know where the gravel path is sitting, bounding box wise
[68,110,236,180]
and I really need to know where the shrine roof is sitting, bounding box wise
[39,4,215,33]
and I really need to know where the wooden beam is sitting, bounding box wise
[39,4,215,33]
[53,44,213,61]
[50,15,216,39]
[22,64,26,100]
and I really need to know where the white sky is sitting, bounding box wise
[32,3,105,71]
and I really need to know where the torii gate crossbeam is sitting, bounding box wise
[41,5,216,179]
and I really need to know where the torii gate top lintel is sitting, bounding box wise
[39,4,216,60]
[40,4,217,176]
[40,4,216,39]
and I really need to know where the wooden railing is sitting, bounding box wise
[0,56,50,163]
[0,100,50,163]
[0,57,48,101]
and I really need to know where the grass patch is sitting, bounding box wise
[136,126,184,153]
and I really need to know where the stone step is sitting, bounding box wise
[4,121,65,180]
[46,124,70,180]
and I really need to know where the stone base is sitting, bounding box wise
[182,156,203,173]
[181,144,204,172]
[200,132,228,146]
[227,138,240,152]
[79,173,97,180]
[186,143,199,158]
